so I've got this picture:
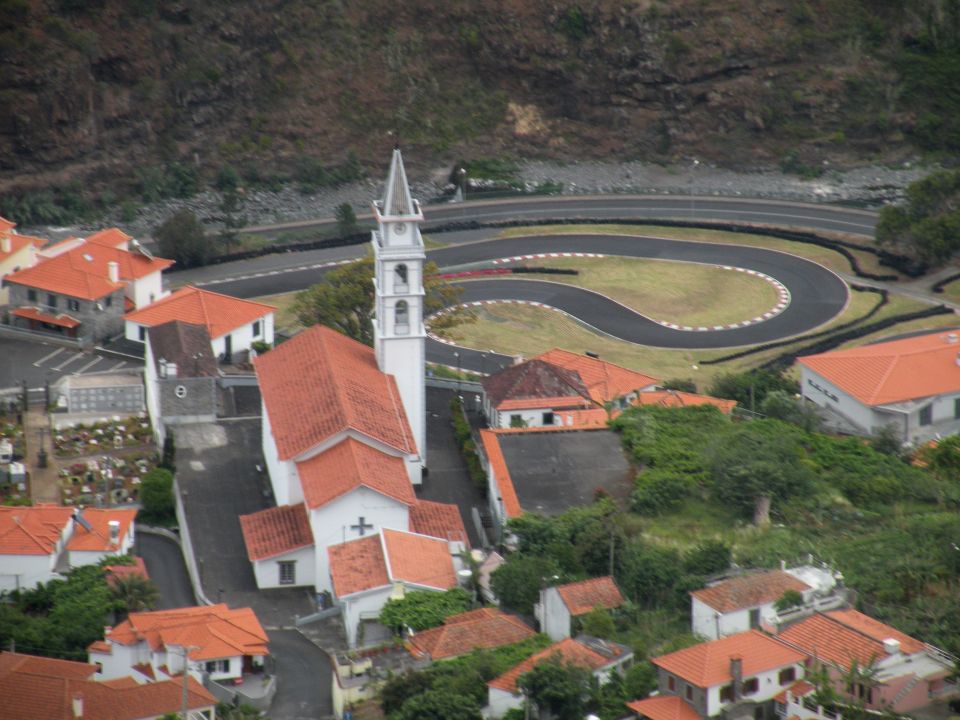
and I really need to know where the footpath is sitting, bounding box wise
[25,406,58,504]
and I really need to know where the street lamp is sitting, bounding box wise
[689,158,699,221]
[453,351,462,401]
[458,167,467,203]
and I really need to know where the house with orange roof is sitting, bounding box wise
[0,651,217,720]
[326,528,465,647]
[124,285,275,361]
[4,228,172,343]
[0,218,46,305]
[647,629,806,720]
[799,330,960,444]
[776,609,957,713]
[482,351,658,429]
[66,507,138,567]
[88,603,269,688]
[691,564,845,640]
[486,635,633,717]
[406,607,536,661]
[534,576,625,641]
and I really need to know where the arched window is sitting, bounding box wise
[395,300,409,334]
[394,264,408,292]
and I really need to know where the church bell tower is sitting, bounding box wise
[372,148,426,468]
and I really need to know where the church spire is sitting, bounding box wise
[381,148,417,218]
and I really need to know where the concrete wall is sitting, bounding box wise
[129,272,165,310]
[341,585,395,647]
[692,598,763,640]
[158,377,217,423]
[538,587,573,641]
[0,552,60,592]
[262,403,296,507]
[253,544,316,590]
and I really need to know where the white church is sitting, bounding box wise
[239,150,468,643]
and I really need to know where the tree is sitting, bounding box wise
[761,390,823,432]
[394,689,482,720]
[109,574,160,618]
[378,588,471,632]
[518,658,592,720]
[870,423,903,457]
[708,369,799,411]
[291,257,472,345]
[683,540,731,576]
[774,589,804,613]
[154,210,210,268]
[876,169,960,262]
[159,430,176,472]
[579,607,615,639]
[490,555,559,615]
[618,540,682,608]
[140,467,175,524]
[929,435,960,481]
[335,202,358,236]
[661,378,697,393]
[217,188,246,253]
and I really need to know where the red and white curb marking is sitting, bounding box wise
[491,252,605,264]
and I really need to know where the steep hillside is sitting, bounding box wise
[0,0,957,217]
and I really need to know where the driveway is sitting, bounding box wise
[135,530,196,609]
[0,335,140,391]
[266,630,334,720]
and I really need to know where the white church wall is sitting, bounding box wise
[253,544,316,590]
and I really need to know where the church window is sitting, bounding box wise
[395,264,408,292]
[395,301,409,334]
[278,561,296,585]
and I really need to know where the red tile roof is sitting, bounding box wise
[479,430,522,518]
[296,437,415,509]
[11,307,80,329]
[407,608,534,660]
[799,331,960,405]
[773,680,815,703]
[0,505,73,555]
[555,576,625,616]
[410,500,469,546]
[0,651,217,720]
[778,610,924,668]
[0,231,44,263]
[634,390,737,414]
[66,508,137,552]
[690,571,811,614]
[0,216,14,233]
[125,285,274,339]
[382,528,457,590]
[328,534,390,597]
[482,358,593,410]
[256,324,417,460]
[653,630,805,688]
[628,695,702,720]
[6,235,172,301]
[239,503,313,561]
[97,604,269,662]
[489,637,623,693]
[535,349,659,403]
[86,228,132,249]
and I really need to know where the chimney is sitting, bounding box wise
[883,638,901,656]
[1,235,9,254]
[729,656,743,701]
[947,333,958,344]
[107,261,119,283]
[108,520,120,544]
[72,692,83,718]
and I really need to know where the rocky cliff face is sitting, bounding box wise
[0,0,930,196]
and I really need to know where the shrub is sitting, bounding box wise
[379,588,471,632]
[631,468,693,515]
[140,467,174,524]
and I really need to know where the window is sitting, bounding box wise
[47,293,57,309]
[668,676,676,692]
[105,295,112,307]
[743,678,759,696]
[749,608,761,628]
[27,289,37,302]
[138,326,146,342]
[542,412,555,425]
[252,320,261,337]
[205,659,229,674]
[67,299,80,312]
[278,561,296,585]
[919,404,933,426]
[685,685,693,700]
[779,667,796,685]
[395,300,409,334]
[95,662,103,674]
[955,397,960,420]
[720,685,734,703]
[395,264,408,291]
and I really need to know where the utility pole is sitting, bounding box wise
[178,645,200,720]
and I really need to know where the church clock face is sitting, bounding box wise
[394,223,406,235]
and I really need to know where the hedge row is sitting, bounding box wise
[932,272,960,294]
[510,266,579,275]
[700,286,889,366]
[450,397,487,497]
[761,304,954,370]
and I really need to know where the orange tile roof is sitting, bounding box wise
[0,505,73,555]
[778,610,924,668]
[328,534,390,597]
[0,216,14,232]
[773,679,815,703]
[535,348,659,404]
[653,630,805,688]
[479,430,522,518]
[6,235,172,300]
[799,331,960,405]
[382,528,458,590]
[256,324,417,460]
[296,437,416,509]
[239,503,313,561]
[489,637,622,693]
[88,640,112,654]
[555,576,625,615]
[410,500,469,546]
[634,390,738,414]
[483,358,593,410]
[86,228,132,249]
[100,604,269,662]
[66,508,137,552]
[124,285,275,339]
[11,307,80,329]
[690,570,811,614]
[628,695,702,720]
[407,608,534,660]
[0,231,45,263]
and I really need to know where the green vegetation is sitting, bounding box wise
[379,588,471,632]
[154,210,210,269]
[877,168,960,263]
[450,397,486,495]
[139,467,175,525]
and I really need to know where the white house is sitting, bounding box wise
[239,503,317,590]
[65,507,138,568]
[88,604,269,686]
[690,565,843,640]
[486,636,634,718]
[535,576,625,641]
[327,528,464,647]
[799,330,960,444]
[124,285,275,360]
[645,630,807,720]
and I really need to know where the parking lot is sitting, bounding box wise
[1,335,142,392]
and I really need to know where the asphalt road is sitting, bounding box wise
[266,629,334,720]
[135,530,196,609]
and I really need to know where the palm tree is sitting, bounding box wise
[110,574,160,618]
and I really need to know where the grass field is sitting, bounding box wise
[254,292,304,335]
[939,278,960,305]
[501,256,780,327]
